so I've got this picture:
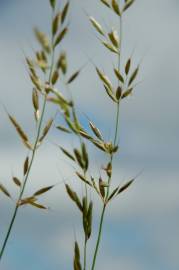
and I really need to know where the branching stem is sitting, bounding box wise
[0,95,47,261]
[90,10,123,270]
[0,13,56,261]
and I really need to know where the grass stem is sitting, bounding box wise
[91,204,106,270]
[90,10,123,270]
[0,96,47,261]
[0,16,55,260]
[83,236,87,270]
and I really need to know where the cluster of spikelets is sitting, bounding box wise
[0,0,140,269]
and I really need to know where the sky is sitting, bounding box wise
[0,0,179,269]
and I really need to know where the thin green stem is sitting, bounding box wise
[90,11,123,270]
[64,79,89,270]
[113,14,123,148]
[0,96,47,261]
[113,102,120,152]
[91,204,106,270]
[83,170,88,270]
[0,16,56,261]
[83,236,87,270]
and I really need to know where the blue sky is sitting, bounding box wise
[0,0,179,270]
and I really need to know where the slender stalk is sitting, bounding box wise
[0,17,55,261]
[0,96,47,261]
[83,236,87,270]
[83,171,88,270]
[91,204,106,270]
[90,11,123,270]
[113,102,120,158]
[65,81,89,270]
[114,14,123,147]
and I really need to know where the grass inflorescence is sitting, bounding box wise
[0,0,70,261]
[0,0,140,269]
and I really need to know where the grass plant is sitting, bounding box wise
[0,1,140,269]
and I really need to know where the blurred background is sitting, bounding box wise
[0,0,179,269]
